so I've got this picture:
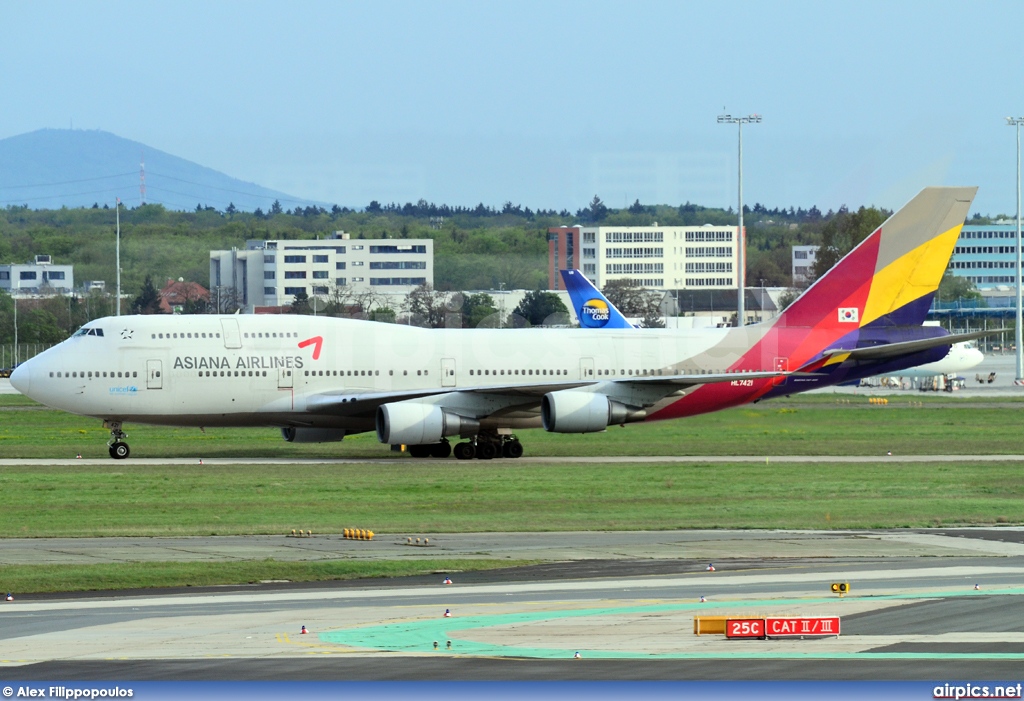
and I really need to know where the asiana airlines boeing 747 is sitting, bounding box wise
[11,187,994,460]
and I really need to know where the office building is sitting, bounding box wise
[210,233,434,312]
[548,225,740,291]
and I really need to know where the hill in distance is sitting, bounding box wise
[0,128,317,212]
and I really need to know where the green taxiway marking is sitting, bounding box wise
[317,588,1024,659]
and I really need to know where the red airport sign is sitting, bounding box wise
[765,616,840,637]
[726,619,765,638]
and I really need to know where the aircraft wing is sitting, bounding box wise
[304,370,790,418]
[820,329,1004,363]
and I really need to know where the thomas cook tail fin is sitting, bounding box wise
[560,269,635,329]
[781,186,977,331]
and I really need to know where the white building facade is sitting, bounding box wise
[791,245,819,286]
[0,255,74,296]
[550,225,739,291]
[210,233,434,312]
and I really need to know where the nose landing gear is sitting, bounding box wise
[104,421,130,460]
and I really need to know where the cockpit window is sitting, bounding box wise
[73,327,105,337]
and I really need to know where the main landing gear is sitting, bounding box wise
[105,421,130,460]
[406,433,525,460]
[453,432,523,461]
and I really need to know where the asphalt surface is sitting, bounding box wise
[2,529,1024,680]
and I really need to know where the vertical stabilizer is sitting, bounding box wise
[560,269,635,329]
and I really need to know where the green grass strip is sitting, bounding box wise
[1,460,1022,537]
[0,559,533,594]
[3,393,1024,458]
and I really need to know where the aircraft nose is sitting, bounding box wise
[966,348,984,369]
[9,361,31,395]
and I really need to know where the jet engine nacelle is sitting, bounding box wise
[280,427,347,443]
[541,390,629,433]
[376,402,479,445]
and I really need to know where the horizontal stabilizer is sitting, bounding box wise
[822,329,1004,363]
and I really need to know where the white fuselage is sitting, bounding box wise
[12,314,771,430]
[889,342,983,378]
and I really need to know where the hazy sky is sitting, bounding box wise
[3,0,1023,215]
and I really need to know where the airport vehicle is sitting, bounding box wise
[11,187,991,460]
[560,271,985,378]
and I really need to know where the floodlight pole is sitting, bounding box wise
[1009,117,1024,385]
[115,199,121,317]
[718,113,761,326]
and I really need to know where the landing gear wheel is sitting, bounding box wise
[109,441,130,460]
[502,439,524,459]
[454,442,476,460]
[476,441,498,460]
[430,439,452,458]
[409,444,432,458]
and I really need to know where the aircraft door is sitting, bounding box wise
[441,358,456,387]
[580,357,595,380]
[278,367,293,389]
[146,359,163,390]
[220,319,242,349]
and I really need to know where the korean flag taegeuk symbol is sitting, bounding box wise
[838,307,859,323]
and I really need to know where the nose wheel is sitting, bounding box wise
[109,441,130,460]
[105,421,130,460]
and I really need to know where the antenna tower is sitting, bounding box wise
[139,152,146,206]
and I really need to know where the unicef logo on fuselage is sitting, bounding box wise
[580,299,611,328]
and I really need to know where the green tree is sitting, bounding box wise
[404,284,449,328]
[809,206,889,281]
[937,272,984,306]
[461,293,498,328]
[512,290,568,326]
[130,275,162,315]
[290,290,311,315]
[602,279,662,316]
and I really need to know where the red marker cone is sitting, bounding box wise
[443,576,452,585]
[300,625,308,634]
[706,564,715,572]
[76,453,82,459]
[700,595,706,603]
[5,593,12,601]
[573,651,581,659]
[443,609,451,618]
[974,584,980,590]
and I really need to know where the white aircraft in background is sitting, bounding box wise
[11,187,995,460]
[896,341,982,378]
[560,270,986,380]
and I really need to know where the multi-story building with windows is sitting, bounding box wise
[791,245,819,286]
[548,225,740,291]
[0,255,74,296]
[210,233,433,312]
[947,224,1022,289]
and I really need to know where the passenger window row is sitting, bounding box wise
[244,332,298,339]
[49,371,138,379]
[470,369,567,376]
[152,332,221,340]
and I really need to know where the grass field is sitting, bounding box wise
[2,393,1023,593]
[0,559,532,595]
[2,461,1022,537]
[2,393,1024,458]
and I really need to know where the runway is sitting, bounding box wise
[3,529,1024,680]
